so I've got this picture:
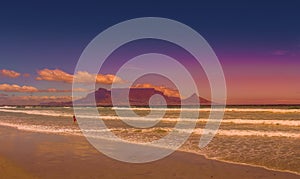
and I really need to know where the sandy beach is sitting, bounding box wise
[0,126,298,179]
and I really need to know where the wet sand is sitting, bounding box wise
[0,156,36,179]
[0,126,299,179]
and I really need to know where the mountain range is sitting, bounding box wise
[71,88,211,107]
[41,88,211,106]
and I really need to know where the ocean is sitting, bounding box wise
[0,105,299,175]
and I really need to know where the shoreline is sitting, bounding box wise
[0,125,299,178]
[1,123,300,175]
[1,122,299,176]
[1,104,300,109]
[198,152,300,176]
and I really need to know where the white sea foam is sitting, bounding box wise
[113,107,300,113]
[221,118,300,126]
[0,121,112,135]
[224,108,300,113]
[0,121,79,134]
[1,106,300,115]
[1,108,299,127]
[0,109,72,117]
[193,128,300,138]
[98,116,300,126]
[0,106,17,109]
[0,120,299,138]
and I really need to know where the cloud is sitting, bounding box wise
[23,73,31,78]
[0,84,88,93]
[0,69,21,78]
[0,84,38,92]
[36,68,124,84]
[74,71,124,84]
[132,83,180,97]
[0,95,73,105]
[36,69,73,83]
[38,88,89,93]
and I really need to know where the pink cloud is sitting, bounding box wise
[0,69,21,78]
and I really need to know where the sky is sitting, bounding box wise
[0,1,300,105]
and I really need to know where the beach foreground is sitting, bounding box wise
[0,126,298,179]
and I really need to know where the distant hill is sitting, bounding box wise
[41,88,211,107]
[74,88,211,107]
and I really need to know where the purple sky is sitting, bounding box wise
[0,1,300,104]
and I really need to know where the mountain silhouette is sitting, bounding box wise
[72,88,211,107]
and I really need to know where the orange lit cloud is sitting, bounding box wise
[36,69,73,83]
[0,84,87,93]
[23,73,31,78]
[0,95,73,105]
[39,88,89,93]
[132,83,180,97]
[74,71,124,84]
[0,84,38,92]
[36,68,124,84]
[0,69,21,78]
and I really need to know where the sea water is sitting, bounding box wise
[0,105,299,174]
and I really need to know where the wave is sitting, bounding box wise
[0,120,299,138]
[112,107,300,113]
[221,118,300,126]
[97,116,300,126]
[1,120,299,176]
[0,109,72,117]
[1,108,300,127]
[192,128,300,138]
[0,121,113,136]
[1,106,300,114]
[0,121,79,135]
[0,106,17,109]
